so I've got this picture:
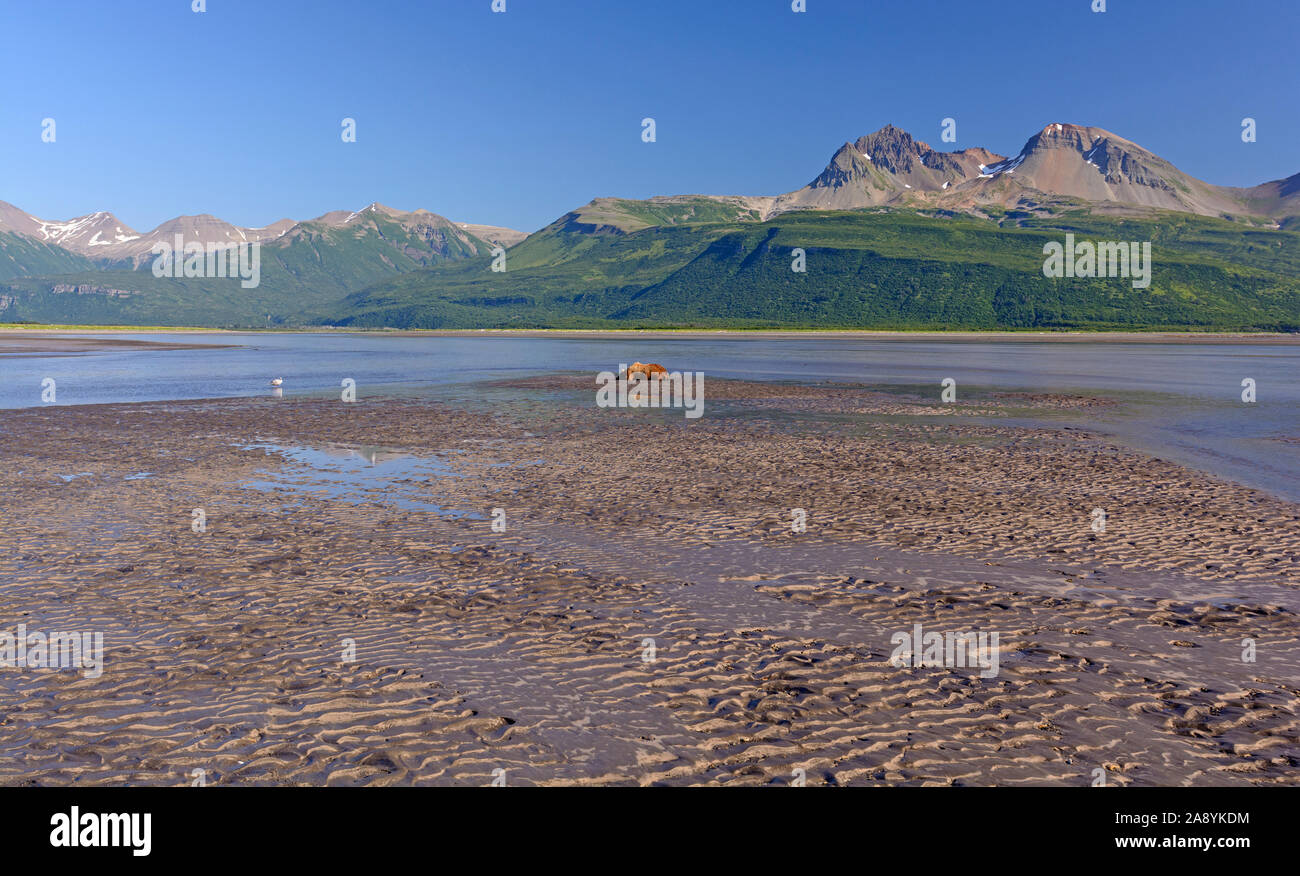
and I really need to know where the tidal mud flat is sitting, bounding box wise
[0,377,1296,786]
[0,333,235,356]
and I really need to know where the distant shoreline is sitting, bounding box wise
[368,329,1300,344]
[2,325,1299,345]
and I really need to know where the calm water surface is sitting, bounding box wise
[2,332,1297,502]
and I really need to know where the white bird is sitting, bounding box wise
[269,378,283,387]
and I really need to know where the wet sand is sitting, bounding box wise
[0,334,237,355]
[0,377,1296,785]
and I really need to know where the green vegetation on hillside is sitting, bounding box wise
[3,207,1297,331]
[559,197,765,233]
[337,209,1300,331]
[0,214,490,326]
[0,232,96,280]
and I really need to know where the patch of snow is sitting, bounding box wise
[1082,143,1105,173]
[36,213,107,243]
[979,152,1026,178]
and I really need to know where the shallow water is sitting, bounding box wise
[240,442,484,518]
[2,332,1298,501]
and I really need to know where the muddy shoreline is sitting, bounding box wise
[4,326,1298,345]
[0,334,238,355]
[0,380,1296,785]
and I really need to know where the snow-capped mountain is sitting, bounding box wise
[769,122,1300,222]
[770,124,1006,213]
[0,201,526,266]
[0,206,142,252]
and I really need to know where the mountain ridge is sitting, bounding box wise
[541,122,1299,241]
[737,122,1297,225]
[0,200,529,266]
[3,121,1296,264]
[1,121,1297,330]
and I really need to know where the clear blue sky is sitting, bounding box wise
[1,0,1296,233]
